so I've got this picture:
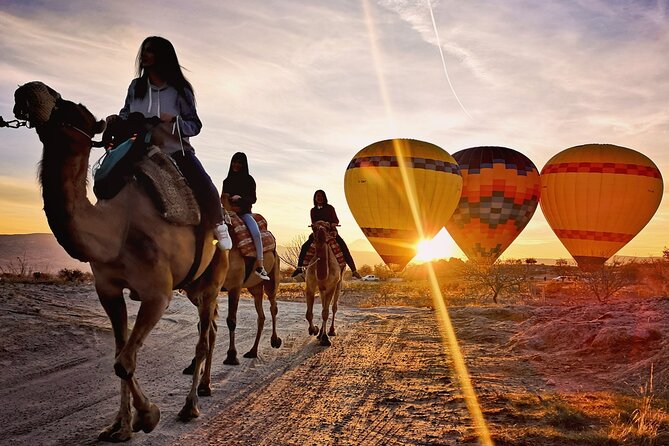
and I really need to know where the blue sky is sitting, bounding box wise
[1,0,667,260]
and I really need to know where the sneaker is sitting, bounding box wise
[291,267,303,278]
[214,224,232,251]
[352,270,362,279]
[255,267,270,281]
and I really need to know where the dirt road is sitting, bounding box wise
[1,282,667,445]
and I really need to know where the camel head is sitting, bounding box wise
[312,220,332,244]
[14,81,105,145]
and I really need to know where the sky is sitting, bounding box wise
[1,0,667,263]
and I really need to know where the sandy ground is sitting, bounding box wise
[0,282,667,445]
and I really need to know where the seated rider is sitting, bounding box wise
[107,36,231,250]
[222,152,270,280]
[292,190,362,279]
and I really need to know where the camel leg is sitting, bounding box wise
[178,287,218,420]
[244,285,265,358]
[224,290,241,365]
[306,286,319,336]
[266,279,282,348]
[329,281,341,337]
[320,289,333,347]
[97,288,133,442]
[115,294,171,434]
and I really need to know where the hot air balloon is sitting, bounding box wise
[445,146,541,263]
[540,144,663,271]
[344,139,462,270]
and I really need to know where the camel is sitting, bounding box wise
[305,221,344,346]
[183,200,282,379]
[13,82,228,442]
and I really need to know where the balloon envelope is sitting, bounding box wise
[344,139,462,270]
[540,144,663,271]
[446,146,541,262]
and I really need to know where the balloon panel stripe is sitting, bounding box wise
[458,162,537,176]
[347,156,460,173]
[542,162,661,178]
[554,229,634,243]
[361,227,418,238]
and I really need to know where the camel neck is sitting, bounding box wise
[40,132,125,263]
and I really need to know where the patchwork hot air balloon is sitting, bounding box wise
[540,144,663,271]
[445,146,541,262]
[344,139,462,270]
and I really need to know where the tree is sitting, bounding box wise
[525,258,538,265]
[555,258,570,276]
[357,264,373,277]
[461,259,530,303]
[278,233,309,269]
[577,260,637,302]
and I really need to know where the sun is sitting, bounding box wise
[413,228,462,263]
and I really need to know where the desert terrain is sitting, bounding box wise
[1,278,668,445]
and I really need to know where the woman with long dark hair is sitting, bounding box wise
[292,190,361,279]
[222,152,269,280]
[108,36,231,250]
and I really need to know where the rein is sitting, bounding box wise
[0,116,29,129]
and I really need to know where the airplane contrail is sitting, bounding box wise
[426,0,472,119]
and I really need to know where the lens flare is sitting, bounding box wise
[362,2,492,444]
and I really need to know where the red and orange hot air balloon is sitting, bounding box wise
[344,139,462,270]
[445,146,541,262]
[540,144,663,271]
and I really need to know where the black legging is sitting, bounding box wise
[170,150,223,228]
[297,234,356,271]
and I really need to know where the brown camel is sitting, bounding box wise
[13,82,228,442]
[221,246,281,364]
[305,221,344,346]
[184,199,282,375]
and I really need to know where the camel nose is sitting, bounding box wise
[13,102,28,121]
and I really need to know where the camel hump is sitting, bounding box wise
[228,212,276,256]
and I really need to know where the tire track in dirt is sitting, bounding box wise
[181,308,471,446]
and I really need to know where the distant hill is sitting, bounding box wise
[0,233,91,274]
[0,234,383,275]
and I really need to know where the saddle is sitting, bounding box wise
[228,212,276,257]
[92,133,200,226]
[302,236,346,270]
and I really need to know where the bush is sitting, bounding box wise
[58,268,89,283]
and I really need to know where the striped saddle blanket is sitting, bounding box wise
[228,212,276,258]
[302,237,346,270]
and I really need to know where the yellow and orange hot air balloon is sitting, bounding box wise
[446,146,541,262]
[540,144,663,271]
[344,139,462,270]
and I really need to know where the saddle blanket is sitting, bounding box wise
[229,212,276,258]
[302,237,346,270]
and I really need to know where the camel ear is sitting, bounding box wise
[93,119,106,135]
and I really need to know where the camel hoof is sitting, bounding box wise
[197,384,212,397]
[98,420,132,443]
[182,358,196,375]
[113,361,133,380]
[328,328,336,337]
[243,350,258,358]
[178,400,200,421]
[320,335,331,347]
[132,403,161,433]
[308,326,319,336]
[223,354,240,366]
[271,337,282,348]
